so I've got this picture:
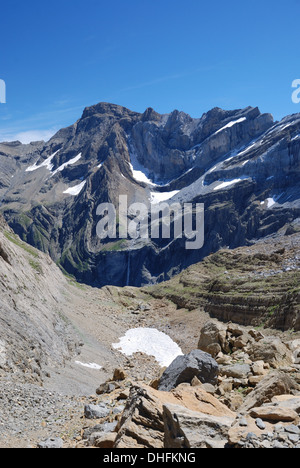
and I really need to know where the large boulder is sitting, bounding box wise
[220,363,251,379]
[158,350,219,392]
[114,385,167,449]
[163,403,235,449]
[84,403,110,420]
[93,433,116,448]
[250,406,299,423]
[240,371,297,413]
[287,339,300,364]
[272,394,300,412]
[198,321,228,357]
[198,321,265,359]
[114,383,234,449]
[248,337,293,368]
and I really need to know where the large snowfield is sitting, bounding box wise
[112,328,184,367]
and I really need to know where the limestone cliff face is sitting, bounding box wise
[0,103,299,287]
[130,106,273,181]
[147,233,300,331]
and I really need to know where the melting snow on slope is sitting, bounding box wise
[260,197,276,208]
[267,198,276,208]
[129,162,157,185]
[112,328,184,367]
[52,153,82,176]
[26,151,83,176]
[129,143,160,186]
[260,193,284,208]
[75,361,102,370]
[222,138,260,164]
[291,134,300,141]
[213,178,244,191]
[215,117,247,135]
[150,190,180,204]
[63,180,86,196]
[25,149,60,172]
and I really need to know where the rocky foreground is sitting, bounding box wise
[34,320,300,449]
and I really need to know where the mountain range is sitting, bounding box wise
[0,103,300,448]
[0,102,299,287]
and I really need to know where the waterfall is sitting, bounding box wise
[126,239,136,286]
[126,249,131,286]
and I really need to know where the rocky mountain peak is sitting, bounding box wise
[81,102,138,120]
[141,107,161,122]
[0,102,299,288]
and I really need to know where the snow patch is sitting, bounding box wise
[237,141,257,156]
[213,178,244,191]
[63,180,86,196]
[291,134,300,141]
[279,122,295,132]
[75,361,102,370]
[129,162,157,186]
[26,149,60,172]
[129,140,193,187]
[260,193,284,208]
[215,117,247,135]
[222,138,260,164]
[112,328,184,367]
[129,144,158,186]
[52,153,82,176]
[266,198,276,208]
[267,120,297,135]
[150,190,180,204]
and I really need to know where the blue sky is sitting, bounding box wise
[1,0,300,143]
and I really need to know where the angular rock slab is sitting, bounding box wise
[114,383,235,449]
[250,406,299,423]
[163,403,235,449]
[240,371,297,412]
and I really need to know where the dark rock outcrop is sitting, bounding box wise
[158,350,219,392]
